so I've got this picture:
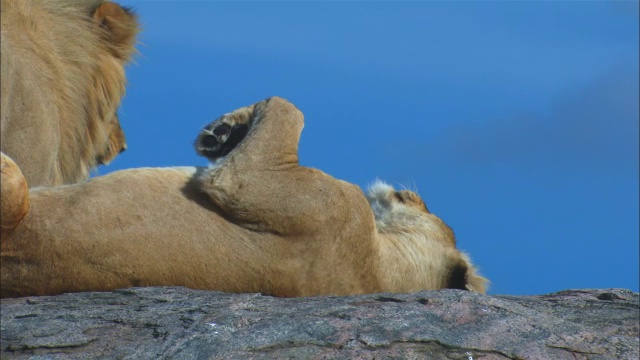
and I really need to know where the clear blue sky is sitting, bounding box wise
[103,1,639,295]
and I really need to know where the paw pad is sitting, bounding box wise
[196,116,249,160]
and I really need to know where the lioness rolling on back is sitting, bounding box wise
[0,97,487,298]
[0,0,139,187]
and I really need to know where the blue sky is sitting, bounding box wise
[103,1,639,295]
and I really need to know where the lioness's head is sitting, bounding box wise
[366,181,456,248]
[366,180,488,293]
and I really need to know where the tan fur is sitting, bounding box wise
[366,181,488,293]
[0,154,29,230]
[0,0,138,187]
[0,97,488,298]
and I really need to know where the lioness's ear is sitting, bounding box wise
[92,2,139,60]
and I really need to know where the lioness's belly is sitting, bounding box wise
[1,167,377,297]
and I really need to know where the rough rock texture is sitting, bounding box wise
[1,287,638,359]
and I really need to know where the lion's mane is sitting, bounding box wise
[0,0,139,186]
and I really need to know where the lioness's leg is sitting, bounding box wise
[195,105,255,161]
[195,97,302,169]
[194,97,373,237]
[0,152,29,231]
[194,98,380,294]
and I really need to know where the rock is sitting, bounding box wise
[1,288,638,359]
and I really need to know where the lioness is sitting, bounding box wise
[0,0,139,187]
[0,97,487,298]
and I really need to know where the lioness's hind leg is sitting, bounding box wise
[1,152,29,231]
[195,105,256,161]
[195,97,320,234]
[195,97,302,168]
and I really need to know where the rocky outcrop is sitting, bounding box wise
[1,287,638,359]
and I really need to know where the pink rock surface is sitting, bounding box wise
[1,287,638,359]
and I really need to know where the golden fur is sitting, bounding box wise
[0,154,29,230]
[366,181,487,293]
[0,0,139,187]
[0,97,488,298]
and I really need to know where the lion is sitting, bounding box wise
[0,0,139,187]
[0,97,488,298]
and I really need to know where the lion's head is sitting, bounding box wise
[0,0,139,186]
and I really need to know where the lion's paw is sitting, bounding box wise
[195,107,255,161]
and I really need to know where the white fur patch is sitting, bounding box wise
[366,180,396,220]
[206,157,226,170]
[367,179,395,199]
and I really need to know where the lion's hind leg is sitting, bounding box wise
[1,152,29,231]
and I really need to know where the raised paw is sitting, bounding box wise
[194,105,256,161]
